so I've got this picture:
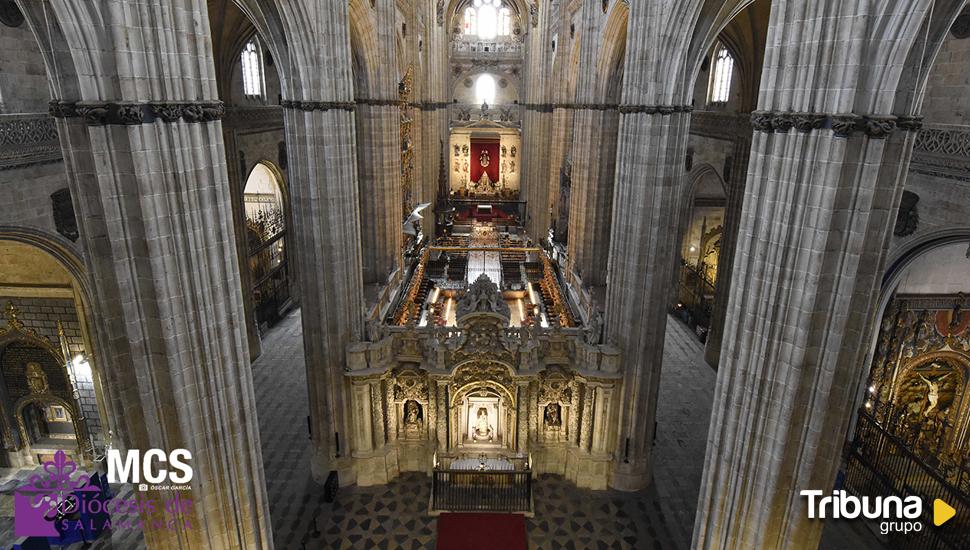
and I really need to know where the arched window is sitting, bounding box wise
[463,7,477,36]
[463,0,512,39]
[708,46,734,104]
[241,39,264,98]
[499,7,511,36]
[475,74,496,105]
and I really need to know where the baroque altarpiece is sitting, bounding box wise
[345,276,622,489]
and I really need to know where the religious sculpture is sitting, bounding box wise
[404,400,422,429]
[544,403,562,427]
[472,407,494,441]
[456,274,511,319]
[919,372,951,416]
[26,362,49,394]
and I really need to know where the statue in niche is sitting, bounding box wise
[501,145,507,157]
[454,144,461,157]
[404,400,423,430]
[26,362,49,394]
[480,101,490,120]
[511,145,517,158]
[544,403,562,427]
[919,372,951,416]
[472,407,494,441]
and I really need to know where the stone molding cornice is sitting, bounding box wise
[355,97,405,107]
[689,111,752,140]
[520,102,693,114]
[223,106,285,130]
[49,100,225,125]
[281,99,452,112]
[280,99,356,112]
[750,110,922,138]
[0,114,61,170]
[411,101,451,111]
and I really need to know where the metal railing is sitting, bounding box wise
[677,262,716,333]
[431,469,532,513]
[844,410,969,549]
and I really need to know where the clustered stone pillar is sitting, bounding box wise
[602,1,696,491]
[356,0,404,288]
[517,380,530,453]
[693,0,935,547]
[26,0,273,546]
[435,380,448,452]
[235,0,367,483]
[415,0,451,237]
[563,0,621,288]
[520,0,554,241]
[703,133,751,368]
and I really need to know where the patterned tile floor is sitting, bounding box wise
[0,310,885,548]
[0,468,144,549]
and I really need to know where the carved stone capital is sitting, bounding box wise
[282,99,356,112]
[201,102,226,122]
[771,113,794,133]
[182,104,205,123]
[792,112,826,133]
[863,116,896,139]
[150,102,184,122]
[750,111,773,132]
[896,115,924,132]
[75,104,110,126]
[831,114,863,138]
[48,101,77,119]
[116,104,144,125]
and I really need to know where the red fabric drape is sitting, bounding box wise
[470,140,500,185]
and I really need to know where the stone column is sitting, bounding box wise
[235,0,367,482]
[602,0,706,491]
[517,380,530,453]
[563,0,621,287]
[703,134,751,368]
[356,0,403,287]
[436,380,448,452]
[351,382,374,453]
[521,0,554,240]
[385,377,398,443]
[416,0,451,236]
[370,380,386,446]
[693,0,940,547]
[568,379,581,445]
[26,0,273,546]
[591,385,613,454]
[579,384,594,452]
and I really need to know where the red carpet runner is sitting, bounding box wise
[436,512,527,550]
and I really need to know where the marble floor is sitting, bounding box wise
[255,311,884,549]
[0,310,886,548]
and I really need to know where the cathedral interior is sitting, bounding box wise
[0,0,968,549]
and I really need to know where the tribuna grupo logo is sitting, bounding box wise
[801,490,956,535]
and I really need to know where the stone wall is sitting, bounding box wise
[0,20,50,114]
[0,158,74,245]
[919,31,970,125]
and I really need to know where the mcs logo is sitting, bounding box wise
[106,449,193,485]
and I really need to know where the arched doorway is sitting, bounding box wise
[843,239,970,546]
[674,165,727,340]
[0,236,105,467]
[450,367,518,451]
[244,161,291,330]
